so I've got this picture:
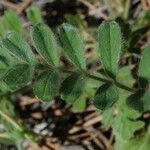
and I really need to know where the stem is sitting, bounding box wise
[0,109,37,143]
[0,67,135,100]
[84,72,111,83]
[124,0,130,20]
[115,81,134,92]
[86,73,135,92]
[0,110,23,132]
[61,68,135,93]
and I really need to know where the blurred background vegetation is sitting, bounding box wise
[0,0,149,150]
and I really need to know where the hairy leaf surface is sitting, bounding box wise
[72,94,86,112]
[102,63,144,139]
[2,32,35,65]
[93,83,119,110]
[33,70,60,101]
[27,5,43,25]
[115,132,150,150]
[31,24,59,67]
[3,10,23,34]
[59,23,86,70]
[127,90,150,112]
[139,45,150,80]
[60,73,85,103]
[98,21,122,77]
[3,64,32,89]
[112,113,144,139]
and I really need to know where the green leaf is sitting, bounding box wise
[139,45,150,81]
[112,90,144,139]
[2,32,35,65]
[3,64,33,90]
[93,83,119,110]
[127,90,150,112]
[102,90,144,140]
[59,23,86,70]
[98,21,122,77]
[0,45,16,66]
[117,66,135,88]
[33,70,60,101]
[116,68,140,119]
[0,18,6,36]
[115,18,131,53]
[0,98,15,122]
[3,10,23,34]
[102,91,140,130]
[102,107,114,127]
[0,46,11,76]
[115,132,150,150]
[60,73,85,103]
[129,26,149,51]
[72,94,86,112]
[31,23,59,67]
[27,5,43,25]
[65,14,86,29]
[0,81,11,93]
[0,133,13,145]
[115,17,131,41]
[132,10,150,31]
[0,55,9,67]
[112,114,144,140]
[85,76,102,98]
[0,45,23,80]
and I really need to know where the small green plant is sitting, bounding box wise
[0,5,43,37]
[0,98,36,150]
[0,20,150,149]
[27,4,44,25]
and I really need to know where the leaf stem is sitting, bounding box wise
[86,72,135,92]
[124,0,130,20]
[60,68,135,93]
[114,80,134,92]
[0,110,23,132]
[0,67,135,100]
[0,108,37,143]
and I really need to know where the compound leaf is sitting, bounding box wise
[59,23,86,70]
[112,90,144,139]
[102,90,144,140]
[31,23,59,67]
[98,21,122,77]
[33,70,60,101]
[93,83,119,110]
[60,73,85,103]
[99,64,144,141]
